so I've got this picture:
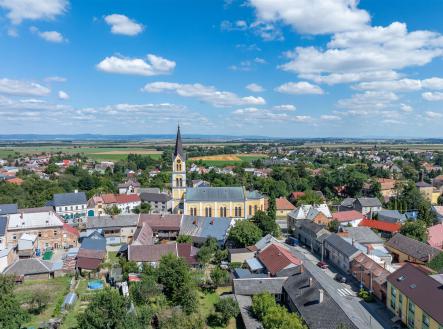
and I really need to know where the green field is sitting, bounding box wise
[191,155,267,167]
[0,146,162,162]
[15,276,71,328]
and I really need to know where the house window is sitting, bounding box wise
[254,205,257,213]
[390,286,396,310]
[70,206,73,211]
[54,230,57,236]
[65,207,68,211]
[176,159,182,172]
[220,207,227,217]
[12,235,16,240]
[38,232,42,238]
[422,313,430,329]
[76,205,79,210]
[205,207,212,217]
[249,205,252,216]
[407,301,415,328]
[190,208,197,216]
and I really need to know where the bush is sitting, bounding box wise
[209,297,240,327]
[358,289,374,303]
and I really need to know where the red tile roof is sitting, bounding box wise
[63,223,80,237]
[6,177,24,185]
[332,210,364,222]
[359,219,401,233]
[275,197,296,211]
[427,223,443,249]
[100,193,140,204]
[76,257,102,270]
[138,214,181,231]
[290,192,305,200]
[258,243,301,276]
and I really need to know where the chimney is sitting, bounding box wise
[319,289,324,304]
[193,218,197,225]
[309,277,313,287]
[210,218,215,225]
[20,212,23,219]
[351,238,355,246]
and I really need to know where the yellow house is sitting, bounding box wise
[386,263,443,329]
[431,190,441,205]
[170,125,265,218]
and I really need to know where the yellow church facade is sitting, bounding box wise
[171,126,265,218]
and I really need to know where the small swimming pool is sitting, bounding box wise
[88,280,104,290]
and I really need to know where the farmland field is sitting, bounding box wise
[189,153,267,167]
[0,146,162,162]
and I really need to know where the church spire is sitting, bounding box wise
[174,124,184,159]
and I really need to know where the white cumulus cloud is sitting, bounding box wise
[143,82,266,107]
[0,0,68,24]
[276,81,324,95]
[422,92,443,101]
[30,26,66,43]
[0,78,50,96]
[58,90,69,99]
[104,14,144,36]
[246,83,265,92]
[97,54,176,76]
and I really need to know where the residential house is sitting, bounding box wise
[0,247,16,273]
[179,215,233,246]
[287,204,332,232]
[128,243,198,267]
[427,223,443,249]
[87,193,141,216]
[275,197,295,218]
[323,234,362,273]
[353,198,383,217]
[387,263,443,328]
[297,220,330,255]
[253,234,281,252]
[375,210,407,223]
[340,226,384,246]
[377,178,398,201]
[49,191,87,223]
[332,210,364,227]
[118,180,140,195]
[385,233,441,264]
[416,180,434,203]
[76,233,107,272]
[350,253,390,301]
[257,243,302,276]
[282,267,358,329]
[138,214,181,240]
[139,192,172,214]
[359,218,401,238]
[7,210,75,250]
[86,215,139,245]
[4,258,58,279]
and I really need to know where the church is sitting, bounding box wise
[171,126,266,219]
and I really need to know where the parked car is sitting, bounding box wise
[334,273,347,283]
[317,261,328,269]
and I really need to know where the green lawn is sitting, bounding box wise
[15,276,71,328]
[198,286,239,329]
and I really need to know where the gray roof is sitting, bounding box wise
[342,227,383,245]
[385,233,441,262]
[416,181,432,188]
[81,235,107,251]
[0,203,18,215]
[185,187,245,202]
[173,125,185,159]
[300,220,326,235]
[283,268,358,329]
[233,268,267,279]
[233,277,287,295]
[356,197,382,207]
[53,192,87,206]
[0,216,7,235]
[324,234,361,258]
[254,234,280,251]
[86,215,139,229]
[140,192,171,203]
[235,294,263,329]
[179,215,232,244]
[340,198,355,207]
[4,258,54,276]
[246,190,264,200]
[375,209,407,223]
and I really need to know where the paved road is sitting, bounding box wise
[286,243,392,329]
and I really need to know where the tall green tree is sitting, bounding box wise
[252,211,280,237]
[400,220,428,242]
[228,220,262,247]
[157,254,197,314]
[0,275,29,329]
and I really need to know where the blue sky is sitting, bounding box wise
[2,0,443,137]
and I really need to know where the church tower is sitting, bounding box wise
[171,125,186,213]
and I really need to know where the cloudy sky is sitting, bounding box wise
[2,0,443,137]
